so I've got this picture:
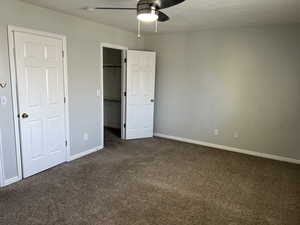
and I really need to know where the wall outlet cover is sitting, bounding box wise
[83,133,89,141]
[234,132,239,138]
[214,129,219,136]
[0,96,7,105]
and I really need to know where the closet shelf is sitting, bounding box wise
[104,97,121,102]
[103,64,121,68]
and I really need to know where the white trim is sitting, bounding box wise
[7,26,23,184]
[62,37,71,162]
[8,25,66,40]
[100,43,128,147]
[0,129,4,187]
[101,42,129,51]
[4,176,20,186]
[68,146,103,161]
[154,133,300,165]
[121,50,127,140]
[7,25,71,185]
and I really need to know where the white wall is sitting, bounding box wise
[145,25,300,160]
[0,0,143,182]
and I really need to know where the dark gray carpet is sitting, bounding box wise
[0,131,299,225]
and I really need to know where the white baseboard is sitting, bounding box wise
[2,146,105,187]
[154,133,300,165]
[4,176,22,186]
[68,145,103,161]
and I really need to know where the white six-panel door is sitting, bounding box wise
[14,32,67,178]
[126,50,156,139]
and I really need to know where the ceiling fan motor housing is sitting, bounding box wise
[137,0,159,16]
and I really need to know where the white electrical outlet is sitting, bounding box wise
[83,133,89,141]
[214,129,219,136]
[234,132,239,139]
[0,96,7,105]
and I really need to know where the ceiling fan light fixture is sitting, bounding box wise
[137,12,158,22]
[137,5,158,22]
[90,0,185,37]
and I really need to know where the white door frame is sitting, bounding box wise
[0,129,4,187]
[7,25,71,185]
[100,43,128,145]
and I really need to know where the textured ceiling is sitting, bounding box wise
[21,0,300,33]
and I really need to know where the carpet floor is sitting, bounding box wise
[0,131,299,225]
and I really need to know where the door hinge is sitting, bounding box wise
[64,97,66,103]
[124,91,127,97]
[124,123,126,128]
[62,50,65,58]
[124,58,127,63]
[65,140,68,147]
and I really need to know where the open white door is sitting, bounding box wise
[14,31,67,178]
[126,50,156,139]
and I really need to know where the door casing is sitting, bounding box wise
[0,129,4,187]
[7,26,70,185]
[100,43,128,145]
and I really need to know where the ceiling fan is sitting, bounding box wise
[86,0,186,38]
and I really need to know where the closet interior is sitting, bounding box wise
[103,47,122,139]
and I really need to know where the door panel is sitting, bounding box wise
[26,120,44,159]
[47,67,60,104]
[26,67,44,107]
[126,50,156,139]
[14,32,66,178]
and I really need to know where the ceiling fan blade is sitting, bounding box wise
[158,0,185,9]
[158,11,170,22]
[94,7,137,10]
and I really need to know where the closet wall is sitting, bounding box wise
[103,48,122,129]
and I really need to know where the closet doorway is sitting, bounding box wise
[100,43,157,147]
[101,44,127,145]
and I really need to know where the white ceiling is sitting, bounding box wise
[21,0,300,33]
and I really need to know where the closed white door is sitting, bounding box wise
[14,32,67,178]
[126,50,156,139]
